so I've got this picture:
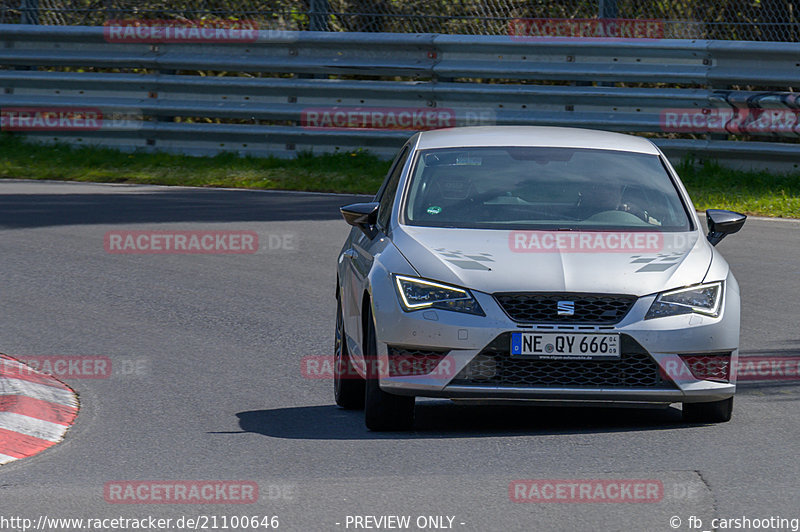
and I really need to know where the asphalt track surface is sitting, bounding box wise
[0,179,798,532]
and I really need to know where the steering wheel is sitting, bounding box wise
[619,202,649,223]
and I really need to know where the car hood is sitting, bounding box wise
[392,226,711,296]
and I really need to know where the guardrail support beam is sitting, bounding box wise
[309,0,330,31]
[599,0,618,19]
[19,0,39,24]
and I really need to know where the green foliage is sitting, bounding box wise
[7,0,800,40]
[677,159,800,218]
[2,134,799,217]
[0,134,390,194]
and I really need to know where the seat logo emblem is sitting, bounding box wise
[557,301,575,315]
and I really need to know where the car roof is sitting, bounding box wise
[415,126,660,155]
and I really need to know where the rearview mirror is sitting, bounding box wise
[706,209,746,246]
[340,202,380,238]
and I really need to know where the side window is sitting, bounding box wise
[376,147,410,231]
[374,145,409,203]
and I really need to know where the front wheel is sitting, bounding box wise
[363,307,415,431]
[682,397,733,423]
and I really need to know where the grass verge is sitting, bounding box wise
[0,135,390,195]
[1,135,799,218]
[675,160,800,219]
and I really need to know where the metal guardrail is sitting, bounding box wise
[1,24,799,169]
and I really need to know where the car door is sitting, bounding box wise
[342,144,411,362]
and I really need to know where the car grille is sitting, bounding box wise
[450,334,676,388]
[679,353,732,383]
[387,346,449,377]
[494,293,637,324]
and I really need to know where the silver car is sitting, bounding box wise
[334,126,746,431]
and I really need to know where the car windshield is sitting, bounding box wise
[403,146,693,231]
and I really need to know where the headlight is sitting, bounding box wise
[645,281,723,319]
[394,275,484,316]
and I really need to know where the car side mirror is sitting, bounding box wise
[340,202,380,238]
[706,209,746,246]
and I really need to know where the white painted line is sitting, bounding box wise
[0,412,67,442]
[0,377,78,408]
[0,453,18,465]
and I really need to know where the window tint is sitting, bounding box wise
[403,147,692,231]
[376,147,410,231]
[375,145,409,203]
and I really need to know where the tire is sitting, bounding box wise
[682,397,733,423]
[363,307,415,431]
[334,296,365,410]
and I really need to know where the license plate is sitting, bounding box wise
[511,332,620,360]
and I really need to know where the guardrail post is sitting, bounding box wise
[19,0,39,24]
[596,0,618,88]
[309,0,330,31]
[598,0,617,19]
[302,0,331,152]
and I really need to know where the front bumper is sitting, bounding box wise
[395,385,734,404]
[371,271,740,405]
